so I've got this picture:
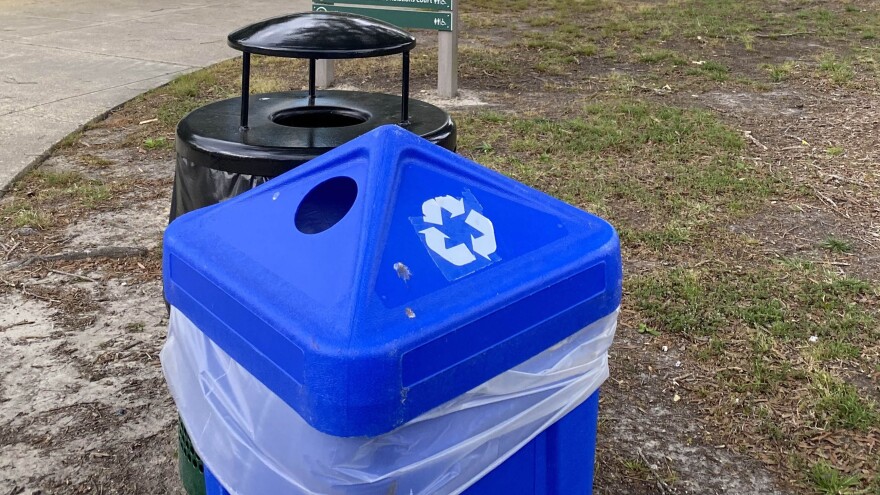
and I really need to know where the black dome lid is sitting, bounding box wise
[227,12,416,59]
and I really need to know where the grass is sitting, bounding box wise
[628,252,879,488]
[250,77,285,94]
[621,457,652,478]
[459,100,764,232]
[56,129,85,150]
[631,260,878,411]
[13,170,112,210]
[694,337,727,362]
[821,237,853,253]
[818,54,855,85]
[688,61,730,81]
[1,201,52,229]
[638,50,687,66]
[460,0,880,90]
[79,154,114,169]
[621,226,692,251]
[142,137,171,150]
[463,0,601,14]
[462,0,880,92]
[71,183,111,208]
[636,322,661,337]
[810,461,861,495]
[766,61,797,82]
[454,103,777,291]
[167,70,218,99]
[620,0,880,43]
[33,170,82,188]
[815,341,861,361]
[631,261,877,340]
[428,18,603,77]
[124,322,146,332]
[812,373,879,431]
[459,46,518,78]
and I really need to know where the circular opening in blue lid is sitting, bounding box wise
[295,177,358,234]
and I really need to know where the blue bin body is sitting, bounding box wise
[467,391,600,495]
[164,125,621,494]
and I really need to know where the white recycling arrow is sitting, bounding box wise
[438,195,465,217]
[421,195,465,225]
[419,227,476,266]
[465,210,496,260]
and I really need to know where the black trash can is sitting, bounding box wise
[170,11,456,221]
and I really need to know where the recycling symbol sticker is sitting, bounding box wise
[411,189,500,280]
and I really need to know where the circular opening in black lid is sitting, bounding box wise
[272,106,370,128]
[295,176,358,234]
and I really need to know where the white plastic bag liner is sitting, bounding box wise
[162,307,618,495]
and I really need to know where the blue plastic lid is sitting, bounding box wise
[163,125,622,437]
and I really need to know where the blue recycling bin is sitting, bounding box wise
[161,125,622,495]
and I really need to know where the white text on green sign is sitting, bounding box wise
[314,0,452,12]
[312,5,453,31]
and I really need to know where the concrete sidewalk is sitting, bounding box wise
[0,0,309,193]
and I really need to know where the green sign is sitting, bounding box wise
[312,4,453,31]
[314,0,452,12]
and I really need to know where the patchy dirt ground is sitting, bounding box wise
[2,0,880,494]
[597,322,791,495]
[0,145,178,494]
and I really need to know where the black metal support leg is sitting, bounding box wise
[240,53,250,130]
[401,52,410,125]
[309,58,316,105]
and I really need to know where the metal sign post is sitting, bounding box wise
[437,4,458,97]
[313,0,458,97]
